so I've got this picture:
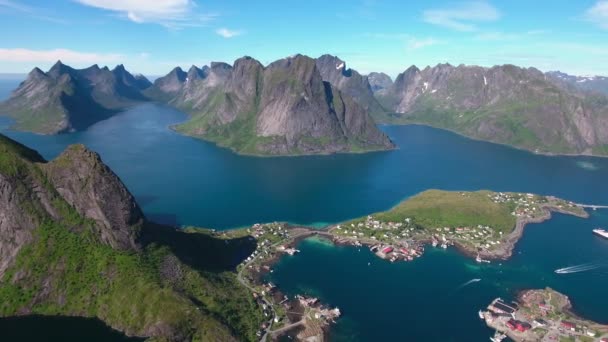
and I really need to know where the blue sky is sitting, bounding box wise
[0,0,607,77]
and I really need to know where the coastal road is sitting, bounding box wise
[236,229,320,342]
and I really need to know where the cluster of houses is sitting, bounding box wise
[296,295,341,323]
[482,291,608,341]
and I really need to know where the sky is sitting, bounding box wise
[0,0,607,78]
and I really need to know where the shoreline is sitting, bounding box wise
[482,288,608,341]
[231,193,595,341]
[385,121,608,159]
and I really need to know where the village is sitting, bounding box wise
[235,222,340,341]
[329,192,586,263]
[481,288,608,342]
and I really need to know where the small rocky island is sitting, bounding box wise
[481,288,608,342]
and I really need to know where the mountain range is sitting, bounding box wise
[146,54,394,155]
[2,55,608,156]
[0,61,151,134]
[0,133,264,341]
[546,71,608,96]
[375,63,608,156]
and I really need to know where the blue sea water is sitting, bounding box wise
[1,79,607,341]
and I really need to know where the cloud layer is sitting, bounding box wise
[0,48,123,63]
[586,1,608,29]
[75,0,215,28]
[423,1,500,31]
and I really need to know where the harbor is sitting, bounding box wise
[481,289,608,342]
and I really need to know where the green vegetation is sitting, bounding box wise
[0,138,265,341]
[358,190,517,234]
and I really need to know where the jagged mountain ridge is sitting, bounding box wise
[315,54,387,117]
[0,61,151,134]
[375,63,608,155]
[148,54,394,155]
[546,71,608,96]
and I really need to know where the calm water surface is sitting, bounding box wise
[1,79,607,341]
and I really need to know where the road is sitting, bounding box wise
[236,228,321,342]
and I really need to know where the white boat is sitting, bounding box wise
[489,332,506,342]
[593,228,608,239]
[478,310,485,319]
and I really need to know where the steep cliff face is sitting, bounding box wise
[315,54,387,117]
[0,135,52,279]
[0,134,263,341]
[170,54,394,155]
[0,61,151,134]
[43,145,144,251]
[377,63,608,155]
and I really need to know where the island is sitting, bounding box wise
[329,190,588,262]
[481,288,608,342]
[204,190,591,340]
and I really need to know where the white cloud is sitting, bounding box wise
[585,1,608,29]
[74,0,217,28]
[422,1,500,31]
[0,48,123,63]
[0,0,66,23]
[215,28,243,38]
[407,37,440,50]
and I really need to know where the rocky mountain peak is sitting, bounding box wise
[186,65,206,81]
[366,72,393,93]
[44,144,144,251]
[48,60,74,78]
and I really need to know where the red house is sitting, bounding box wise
[382,247,393,254]
[561,321,576,331]
[516,322,531,332]
[506,319,517,330]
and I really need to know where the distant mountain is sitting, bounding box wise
[0,133,264,341]
[546,71,608,95]
[366,72,393,93]
[376,63,608,156]
[149,55,394,156]
[0,61,151,134]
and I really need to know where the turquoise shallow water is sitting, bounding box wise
[269,213,608,341]
[1,79,608,341]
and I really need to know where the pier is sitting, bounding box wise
[575,203,608,210]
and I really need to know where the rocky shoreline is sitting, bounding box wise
[233,192,594,341]
[478,204,589,260]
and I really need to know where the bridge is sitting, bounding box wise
[574,203,608,210]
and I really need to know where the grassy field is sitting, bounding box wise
[351,190,517,234]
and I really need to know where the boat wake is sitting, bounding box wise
[555,262,603,274]
[456,278,481,290]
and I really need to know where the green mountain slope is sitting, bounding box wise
[376,64,608,156]
[148,55,395,156]
[0,134,264,341]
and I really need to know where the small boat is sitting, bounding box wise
[593,228,608,240]
[489,332,506,342]
[478,310,485,319]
